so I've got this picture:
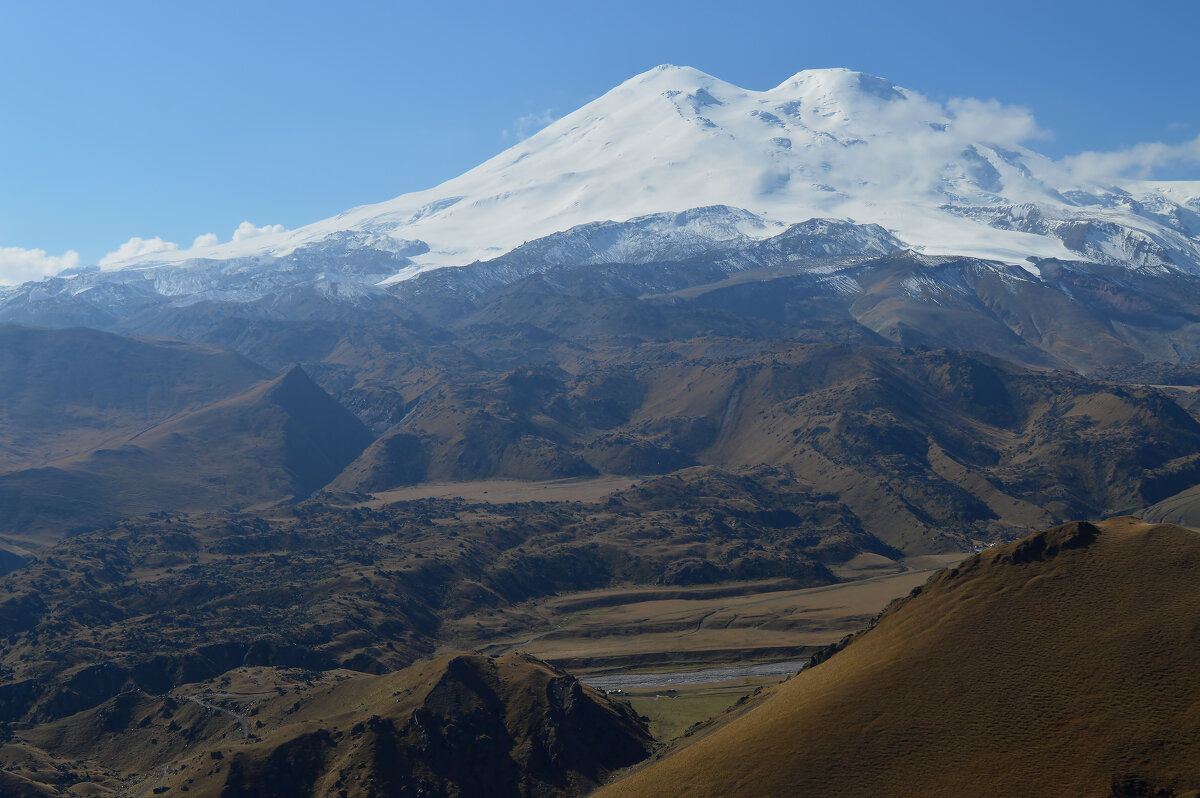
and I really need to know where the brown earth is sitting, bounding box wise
[7,247,1200,796]
[448,555,963,673]
[0,325,268,473]
[10,258,1200,561]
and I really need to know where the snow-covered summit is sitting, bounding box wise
[71,65,1200,280]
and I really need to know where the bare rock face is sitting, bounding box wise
[1007,520,1100,563]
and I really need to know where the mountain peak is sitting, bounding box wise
[772,67,902,105]
[614,63,735,99]
[640,63,716,80]
[772,67,905,102]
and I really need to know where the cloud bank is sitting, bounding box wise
[232,221,285,241]
[1061,134,1200,184]
[99,236,180,268]
[753,89,1050,202]
[90,221,288,272]
[0,246,81,285]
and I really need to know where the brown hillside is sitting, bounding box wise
[1141,480,1200,528]
[339,342,1200,553]
[600,517,1200,797]
[0,366,372,545]
[8,652,655,798]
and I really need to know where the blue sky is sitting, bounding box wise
[2,0,1199,281]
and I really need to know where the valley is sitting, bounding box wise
[599,518,1200,797]
[0,476,963,795]
[7,241,1200,793]
[450,555,960,671]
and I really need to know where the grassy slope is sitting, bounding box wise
[601,517,1200,797]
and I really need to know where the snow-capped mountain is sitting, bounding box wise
[7,65,1200,311]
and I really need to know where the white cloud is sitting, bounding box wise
[99,236,180,267]
[503,109,559,142]
[824,90,1197,191]
[1060,134,1200,184]
[0,246,81,285]
[780,91,1047,201]
[105,223,286,261]
[944,98,1045,145]
[232,221,285,241]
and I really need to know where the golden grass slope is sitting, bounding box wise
[600,517,1200,797]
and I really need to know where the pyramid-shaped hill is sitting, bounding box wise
[600,517,1200,797]
[0,365,372,545]
[0,324,270,473]
[142,364,375,499]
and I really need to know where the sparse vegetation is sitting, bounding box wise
[6,243,1200,793]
